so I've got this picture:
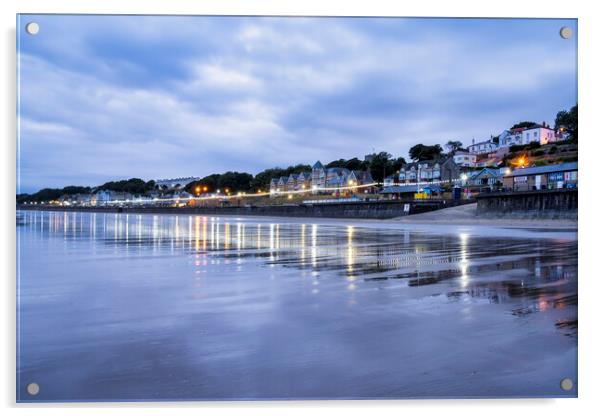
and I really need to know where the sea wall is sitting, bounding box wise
[17,199,468,220]
[476,189,577,219]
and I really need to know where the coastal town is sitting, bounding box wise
[17,107,578,214]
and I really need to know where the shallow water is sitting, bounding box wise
[16,210,577,401]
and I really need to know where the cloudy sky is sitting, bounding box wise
[17,15,577,193]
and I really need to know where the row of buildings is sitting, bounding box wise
[268,157,464,197]
[269,161,375,196]
[380,161,578,199]
[54,189,194,207]
[382,158,460,186]
[54,177,201,206]
[268,156,579,198]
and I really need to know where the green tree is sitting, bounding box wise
[61,186,91,195]
[326,157,368,171]
[98,178,154,195]
[444,140,463,153]
[409,144,443,161]
[555,104,578,141]
[249,164,312,192]
[27,188,64,202]
[510,121,537,129]
[368,151,392,182]
[344,157,368,171]
[325,159,347,169]
[390,157,407,173]
[187,172,255,194]
[16,193,30,204]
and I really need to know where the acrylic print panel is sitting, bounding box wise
[16,14,578,402]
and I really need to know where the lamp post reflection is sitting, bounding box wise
[311,224,318,269]
[224,223,230,251]
[194,216,200,252]
[459,232,469,288]
[346,225,355,284]
[300,224,306,265]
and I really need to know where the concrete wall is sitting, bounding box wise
[17,199,468,220]
[476,189,577,219]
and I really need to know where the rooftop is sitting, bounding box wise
[505,162,578,177]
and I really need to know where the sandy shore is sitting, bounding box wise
[393,202,577,229]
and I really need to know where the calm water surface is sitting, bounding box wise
[16,210,577,401]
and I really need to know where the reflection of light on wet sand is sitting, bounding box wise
[152,215,159,247]
[241,223,245,250]
[459,232,469,288]
[174,216,179,247]
[346,225,355,279]
[459,233,468,288]
[125,214,129,243]
[136,215,141,240]
[300,224,306,264]
[256,224,261,250]
[215,221,221,250]
[202,217,207,251]
[187,216,192,247]
[224,223,230,250]
[194,216,200,252]
[269,224,275,251]
[311,224,318,268]
[268,224,275,263]
[538,296,549,312]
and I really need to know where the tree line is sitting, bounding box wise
[17,178,156,203]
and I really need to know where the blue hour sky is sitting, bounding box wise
[17,15,577,193]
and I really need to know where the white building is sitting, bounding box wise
[498,123,557,147]
[467,139,498,155]
[453,150,477,167]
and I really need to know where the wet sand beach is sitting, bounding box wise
[17,210,577,401]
